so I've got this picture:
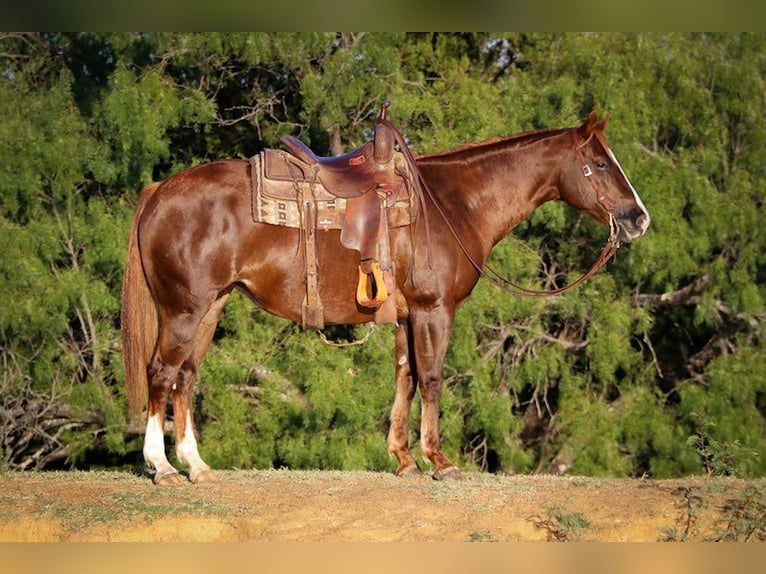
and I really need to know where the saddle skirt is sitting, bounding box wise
[252,148,416,231]
[250,148,418,330]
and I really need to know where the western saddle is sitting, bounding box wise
[251,101,422,330]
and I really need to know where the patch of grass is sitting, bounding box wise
[427,472,536,503]
[39,489,233,530]
[108,491,232,519]
[528,506,591,541]
[468,530,494,542]
[0,496,20,522]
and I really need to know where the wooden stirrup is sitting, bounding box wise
[356,261,388,308]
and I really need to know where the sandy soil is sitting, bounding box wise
[0,470,761,542]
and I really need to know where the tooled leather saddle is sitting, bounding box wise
[250,102,424,330]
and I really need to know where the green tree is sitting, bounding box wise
[1,33,763,478]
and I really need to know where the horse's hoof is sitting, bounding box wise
[190,469,218,484]
[396,464,424,478]
[432,466,462,481]
[154,470,185,486]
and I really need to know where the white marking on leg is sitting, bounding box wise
[143,413,175,476]
[176,409,211,480]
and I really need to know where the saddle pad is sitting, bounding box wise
[251,152,416,231]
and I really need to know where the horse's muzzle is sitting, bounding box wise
[616,210,650,243]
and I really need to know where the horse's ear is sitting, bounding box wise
[596,112,610,132]
[579,110,599,137]
[580,110,609,137]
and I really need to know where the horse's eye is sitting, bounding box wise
[596,161,609,171]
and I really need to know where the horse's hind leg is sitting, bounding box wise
[144,307,211,485]
[172,293,229,483]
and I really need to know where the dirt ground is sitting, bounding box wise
[0,469,762,542]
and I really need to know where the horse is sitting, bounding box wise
[121,111,650,484]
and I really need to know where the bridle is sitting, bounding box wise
[418,127,622,298]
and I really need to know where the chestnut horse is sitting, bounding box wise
[121,111,650,484]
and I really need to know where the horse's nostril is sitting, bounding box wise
[636,213,649,231]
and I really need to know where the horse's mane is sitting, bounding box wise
[416,126,573,162]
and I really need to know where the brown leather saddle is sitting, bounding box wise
[280,117,395,198]
[253,102,417,330]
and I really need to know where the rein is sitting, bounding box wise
[415,127,622,298]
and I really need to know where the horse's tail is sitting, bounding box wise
[121,182,161,419]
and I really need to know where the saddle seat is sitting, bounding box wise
[279,139,379,198]
[279,100,397,199]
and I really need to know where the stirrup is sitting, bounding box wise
[356,260,388,308]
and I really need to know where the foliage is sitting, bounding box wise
[708,484,766,542]
[658,483,766,542]
[529,506,592,541]
[686,411,760,477]
[1,32,764,477]
[657,485,709,542]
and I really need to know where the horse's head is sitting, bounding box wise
[560,111,650,244]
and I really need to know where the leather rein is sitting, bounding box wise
[404,126,622,298]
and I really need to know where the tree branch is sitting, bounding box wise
[632,275,710,307]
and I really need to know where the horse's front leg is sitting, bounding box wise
[387,321,422,477]
[411,306,462,480]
